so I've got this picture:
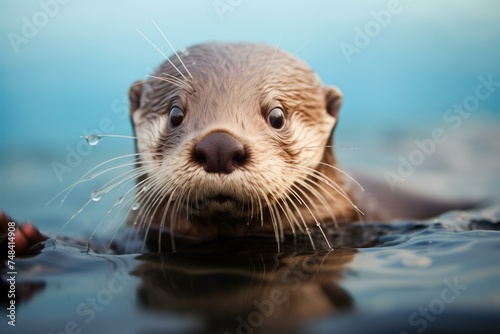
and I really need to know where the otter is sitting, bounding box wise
[0,42,476,254]
[126,42,362,251]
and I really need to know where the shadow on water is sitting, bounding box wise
[2,205,500,334]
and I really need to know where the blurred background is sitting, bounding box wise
[1,0,499,231]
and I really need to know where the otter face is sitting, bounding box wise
[129,43,345,237]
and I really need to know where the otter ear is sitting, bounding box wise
[129,81,143,114]
[324,86,343,119]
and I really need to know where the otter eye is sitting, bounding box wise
[267,107,285,130]
[169,106,184,128]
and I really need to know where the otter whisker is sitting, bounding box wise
[148,74,191,90]
[184,187,194,221]
[80,134,158,145]
[123,176,163,253]
[260,182,289,248]
[276,197,300,245]
[290,168,339,228]
[263,36,282,80]
[107,175,155,250]
[289,165,341,222]
[282,186,316,249]
[136,171,181,251]
[160,72,191,89]
[298,164,364,216]
[99,167,154,246]
[242,180,266,228]
[137,179,172,252]
[97,171,152,241]
[260,181,297,240]
[270,33,315,83]
[54,154,155,208]
[272,201,284,249]
[120,174,158,247]
[246,192,258,226]
[300,145,359,151]
[277,197,298,236]
[46,153,143,206]
[301,175,340,229]
[280,197,304,235]
[87,195,126,249]
[140,176,175,231]
[291,184,333,250]
[88,166,152,204]
[135,28,191,84]
[318,162,365,192]
[150,18,194,81]
[257,191,265,228]
[56,166,148,238]
[167,185,189,253]
[147,74,184,89]
[56,198,94,238]
[123,164,164,226]
[96,164,152,191]
[245,182,265,229]
[258,186,281,251]
[294,163,364,222]
[155,185,177,253]
[249,193,259,226]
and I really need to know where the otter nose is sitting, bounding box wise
[195,132,246,174]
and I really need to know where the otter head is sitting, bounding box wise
[128,42,354,240]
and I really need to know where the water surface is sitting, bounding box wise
[3,205,500,334]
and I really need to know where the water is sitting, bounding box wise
[1,1,500,333]
[3,206,500,334]
[84,135,101,147]
[91,190,103,202]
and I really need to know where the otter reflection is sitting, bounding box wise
[131,239,356,334]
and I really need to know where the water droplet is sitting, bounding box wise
[132,202,140,211]
[191,61,196,65]
[91,191,102,202]
[86,135,101,146]
[116,196,124,204]
[132,221,138,226]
